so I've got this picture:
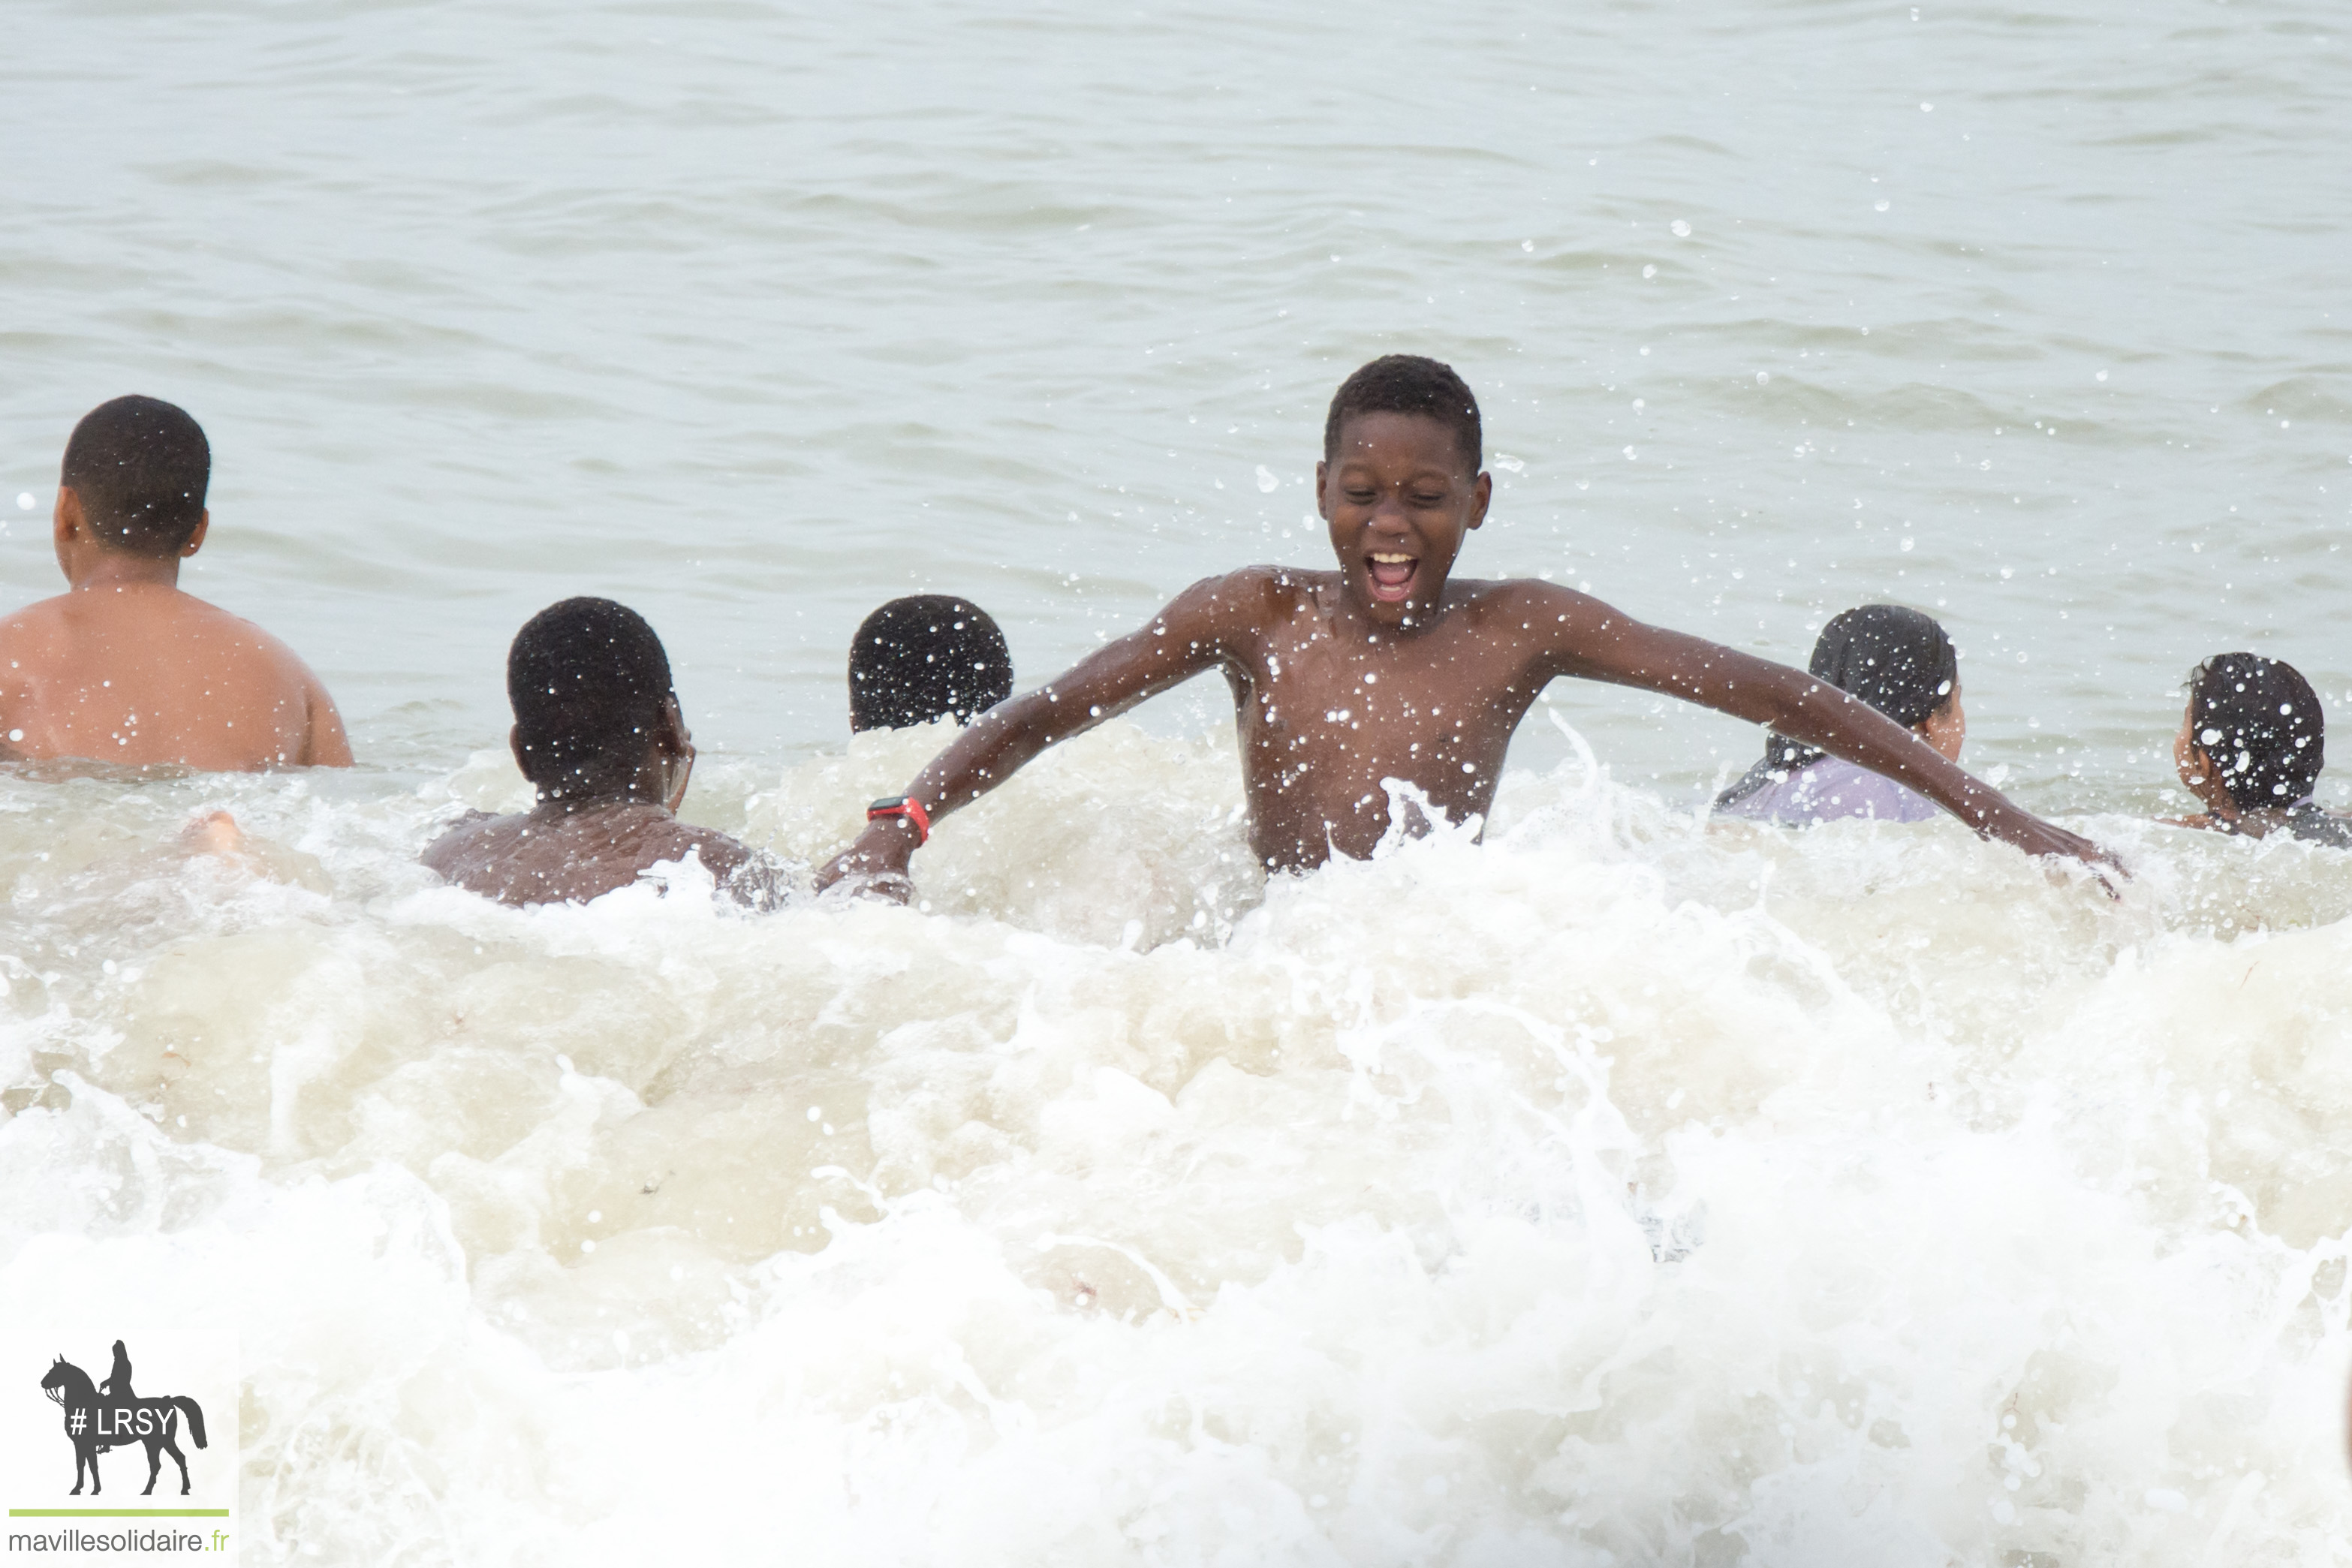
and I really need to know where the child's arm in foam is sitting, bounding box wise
[815,573,1263,895]
[1529,585,2119,875]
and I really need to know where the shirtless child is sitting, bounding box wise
[0,396,351,769]
[819,354,2112,894]
[423,597,782,907]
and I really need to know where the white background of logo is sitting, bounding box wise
[0,1233,239,1559]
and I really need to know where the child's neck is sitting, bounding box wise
[531,787,670,820]
[68,551,183,594]
[1336,588,1445,643]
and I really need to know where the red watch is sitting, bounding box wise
[866,795,932,845]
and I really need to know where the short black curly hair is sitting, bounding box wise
[61,395,210,556]
[1322,355,1481,473]
[848,595,1013,731]
[508,597,676,801]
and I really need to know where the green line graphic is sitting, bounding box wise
[8,1507,230,1517]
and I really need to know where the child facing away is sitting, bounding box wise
[818,354,2113,895]
[2167,652,2352,847]
[849,594,1013,730]
[1714,604,1964,826]
[423,597,785,907]
[0,396,351,770]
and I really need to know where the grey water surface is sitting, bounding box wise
[2,0,2345,809]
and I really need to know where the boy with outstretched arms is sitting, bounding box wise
[818,356,2112,892]
[423,597,784,907]
[0,396,351,769]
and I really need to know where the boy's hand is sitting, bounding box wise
[1980,800,2127,892]
[815,820,919,903]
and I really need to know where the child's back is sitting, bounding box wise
[0,586,342,769]
[0,396,349,769]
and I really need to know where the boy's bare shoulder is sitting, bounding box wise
[1197,564,1332,606]
[173,594,326,672]
[1155,564,1336,639]
[422,805,777,909]
[1447,575,1615,625]
[2,588,317,673]
[0,593,74,646]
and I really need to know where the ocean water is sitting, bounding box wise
[2,0,2350,1560]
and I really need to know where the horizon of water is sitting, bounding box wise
[3,0,2351,1562]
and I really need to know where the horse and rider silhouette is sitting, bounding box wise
[37,1340,208,1496]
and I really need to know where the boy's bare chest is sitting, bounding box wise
[1233,619,1529,762]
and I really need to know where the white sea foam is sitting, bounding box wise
[2,722,2347,1563]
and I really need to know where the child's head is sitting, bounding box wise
[1715,603,1961,811]
[1322,356,1481,474]
[848,596,1013,731]
[1316,356,1491,630]
[1810,604,1962,757]
[2176,653,2323,815]
[59,396,211,557]
[507,597,688,805]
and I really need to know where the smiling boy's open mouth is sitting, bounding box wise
[1367,552,1417,602]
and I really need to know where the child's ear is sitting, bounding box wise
[657,692,691,753]
[179,512,210,558]
[53,487,85,579]
[655,694,694,811]
[1466,471,1492,531]
[1313,459,1330,520]
[508,724,527,775]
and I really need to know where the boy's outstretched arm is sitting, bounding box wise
[1538,589,2119,874]
[815,573,1259,896]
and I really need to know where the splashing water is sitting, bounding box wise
[2,720,2347,1563]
